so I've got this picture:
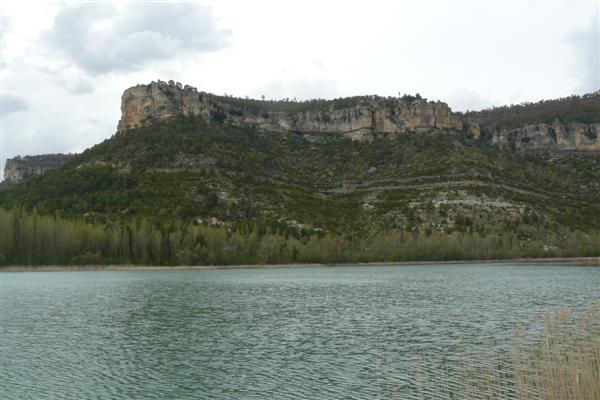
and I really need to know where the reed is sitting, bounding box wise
[512,305,600,400]
[399,304,600,399]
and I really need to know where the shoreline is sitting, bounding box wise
[1,256,598,273]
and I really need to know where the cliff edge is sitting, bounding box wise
[3,154,73,184]
[117,80,600,152]
[117,80,463,139]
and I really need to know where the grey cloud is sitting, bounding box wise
[65,79,95,95]
[121,4,229,51]
[46,3,230,74]
[2,94,29,115]
[569,15,599,94]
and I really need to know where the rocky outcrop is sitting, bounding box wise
[3,154,73,184]
[117,80,463,138]
[117,80,600,152]
[486,121,600,152]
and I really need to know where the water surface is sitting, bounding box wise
[1,263,598,399]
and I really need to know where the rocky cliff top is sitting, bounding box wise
[3,154,73,184]
[117,80,600,152]
[6,83,599,186]
[117,80,464,139]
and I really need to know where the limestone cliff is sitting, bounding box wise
[3,154,73,184]
[485,121,600,152]
[117,80,600,152]
[117,80,463,138]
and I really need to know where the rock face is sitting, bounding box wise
[486,122,600,152]
[117,80,600,152]
[117,80,464,138]
[3,154,73,184]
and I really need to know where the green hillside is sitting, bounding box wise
[1,115,600,265]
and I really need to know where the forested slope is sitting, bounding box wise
[1,115,599,265]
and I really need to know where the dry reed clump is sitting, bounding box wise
[402,305,600,400]
[512,304,600,400]
[412,354,516,400]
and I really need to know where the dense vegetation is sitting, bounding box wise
[1,116,599,266]
[463,91,600,130]
[208,93,425,115]
[2,207,599,266]
[5,153,73,168]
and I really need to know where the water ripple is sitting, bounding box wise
[1,264,598,399]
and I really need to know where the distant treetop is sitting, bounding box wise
[463,91,600,130]
[207,92,430,114]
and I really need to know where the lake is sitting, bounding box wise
[1,263,599,399]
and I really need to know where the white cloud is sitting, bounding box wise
[568,14,599,94]
[445,90,496,113]
[1,0,599,177]
[253,77,338,101]
[45,3,230,74]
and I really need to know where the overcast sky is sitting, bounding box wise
[1,0,599,176]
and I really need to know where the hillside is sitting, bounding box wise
[3,117,600,232]
[1,85,600,265]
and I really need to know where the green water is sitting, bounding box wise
[1,264,598,399]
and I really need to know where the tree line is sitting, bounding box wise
[1,207,599,266]
[463,91,600,129]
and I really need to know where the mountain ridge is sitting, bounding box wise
[2,83,599,238]
[2,154,74,185]
[117,80,464,139]
[117,80,600,152]
[1,102,599,265]
[4,85,600,184]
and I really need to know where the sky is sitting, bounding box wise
[1,0,599,176]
